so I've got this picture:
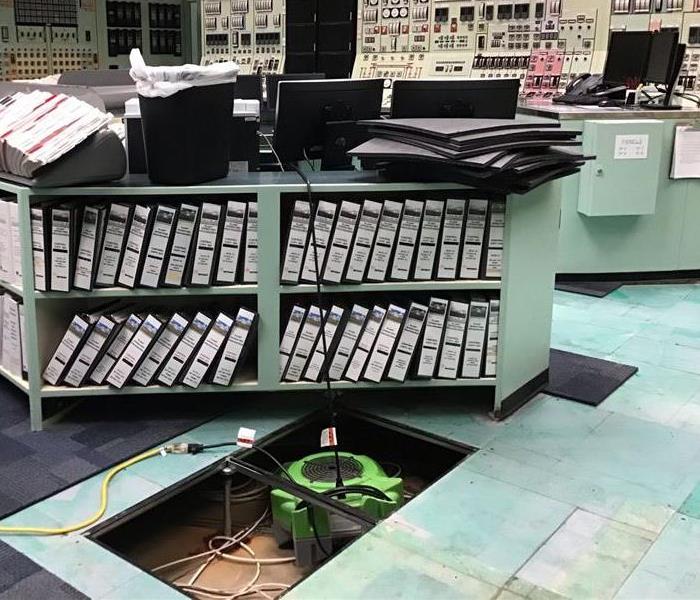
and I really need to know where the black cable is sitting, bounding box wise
[195,443,294,482]
[307,505,332,558]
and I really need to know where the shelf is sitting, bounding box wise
[277,378,497,390]
[0,365,29,394]
[36,284,258,300]
[279,280,501,294]
[0,279,23,298]
[41,379,259,398]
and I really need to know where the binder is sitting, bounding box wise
[95,203,132,288]
[345,200,382,283]
[8,203,22,287]
[283,305,324,382]
[139,204,177,288]
[484,298,500,377]
[182,312,234,388]
[132,312,190,386]
[387,302,428,382]
[212,307,258,386]
[413,200,444,280]
[390,200,424,281]
[106,314,164,388]
[42,314,92,385]
[436,199,466,280]
[117,204,154,288]
[19,303,27,377]
[322,201,361,284]
[363,304,406,383]
[461,298,489,378]
[90,313,143,385]
[300,201,337,284]
[460,199,489,279]
[157,312,212,386]
[437,300,469,379]
[366,201,403,282]
[327,304,369,381]
[279,305,306,378]
[243,202,258,283]
[484,199,505,279]
[415,298,448,378]
[0,201,13,283]
[163,203,200,287]
[303,305,346,383]
[189,202,223,286]
[344,305,386,383]
[74,205,107,291]
[30,207,49,292]
[2,295,22,377]
[63,315,117,387]
[50,206,76,292]
[214,201,246,285]
[280,200,311,284]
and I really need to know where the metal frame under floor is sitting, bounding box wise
[3,283,700,599]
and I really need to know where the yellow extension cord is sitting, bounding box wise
[0,447,163,536]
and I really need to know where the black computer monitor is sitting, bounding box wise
[234,74,263,102]
[604,31,653,88]
[645,30,680,85]
[266,73,325,111]
[273,78,383,168]
[390,79,519,119]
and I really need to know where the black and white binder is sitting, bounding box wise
[387,302,428,382]
[74,205,107,291]
[90,313,143,385]
[42,314,92,385]
[345,200,382,283]
[188,202,223,286]
[243,202,258,283]
[95,203,132,288]
[366,201,403,282]
[2,295,22,377]
[30,207,49,292]
[182,312,234,388]
[50,206,76,292]
[283,305,324,382]
[9,203,21,287]
[106,314,164,388]
[279,305,307,378]
[322,201,360,284]
[281,200,311,284]
[0,201,13,284]
[163,204,200,287]
[63,315,118,387]
[300,201,337,284]
[344,305,386,383]
[363,304,406,383]
[460,199,489,280]
[139,204,177,288]
[415,298,448,378]
[19,303,27,377]
[437,199,466,280]
[214,201,246,285]
[157,312,212,386]
[390,200,423,281]
[484,200,505,279]
[413,200,444,280]
[132,313,190,386]
[484,299,500,377]
[462,298,489,378]
[212,307,257,386]
[437,300,469,379]
[117,204,153,289]
[327,304,369,381]
[303,305,346,383]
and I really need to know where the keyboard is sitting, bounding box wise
[553,94,606,106]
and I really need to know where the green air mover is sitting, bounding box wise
[270,451,403,565]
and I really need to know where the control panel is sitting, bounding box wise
[201,0,286,74]
[352,0,700,98]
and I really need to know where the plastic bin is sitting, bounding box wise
[138,82,235,185]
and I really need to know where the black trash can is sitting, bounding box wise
[139,82,235,185]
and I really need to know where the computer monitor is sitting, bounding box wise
[645,30,680,85]
[603,31,653,88]
[273,78,383,168]
[390,79,519,119]
[266,73,325,111]
[234,74,263,102]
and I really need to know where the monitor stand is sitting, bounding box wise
[320,120,364,170]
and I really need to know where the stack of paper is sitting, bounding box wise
[350,117,593,194]
[0,91,112,178]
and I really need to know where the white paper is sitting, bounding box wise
[484,299,500,378]
[460,199,488,279]
[387,302,428,382]
[416,298,448,378]
[42,314,90,385]
[0,202,13,283]
[437,199,466,280]
[327,304,369,381]
[345,200,382,283]
[280,305,307,377]
[283,305,324,382]
[30,208,47,291]
[9,203,22,287]
[215,201,246,284]
[64,316,116,387]
[157,312,212,386]
[118,205,152,288]
[437,301,469,379]
[281,200,311,284]
[182,312,233,388]
[344,305,386,382]
[73,206,101,291]
[462,299,489,378]
[132,313,189,386]
[300,201,337,283]
[140,205,176,288]
[107,315,163,388]
[364,304,406,382]
[190,203,222,286]
[614,134,649,160]
[304,305,344,382]
[243,202,258,283]
[671,126,700,179]
[96,204,130,287]
[390,200,423,281]
[164,204,199,287]
[50,208,72,292]
[90,314,142,384]
[212,307,256,386]
[322,201,360,283]
[414,200,444,280]
[367,201,403,282]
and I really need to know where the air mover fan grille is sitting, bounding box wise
[301,455,364,482]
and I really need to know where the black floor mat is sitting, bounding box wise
[555,281,623,298]
[545,349,638,406]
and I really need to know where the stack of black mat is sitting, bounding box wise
[349,117,593,193]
